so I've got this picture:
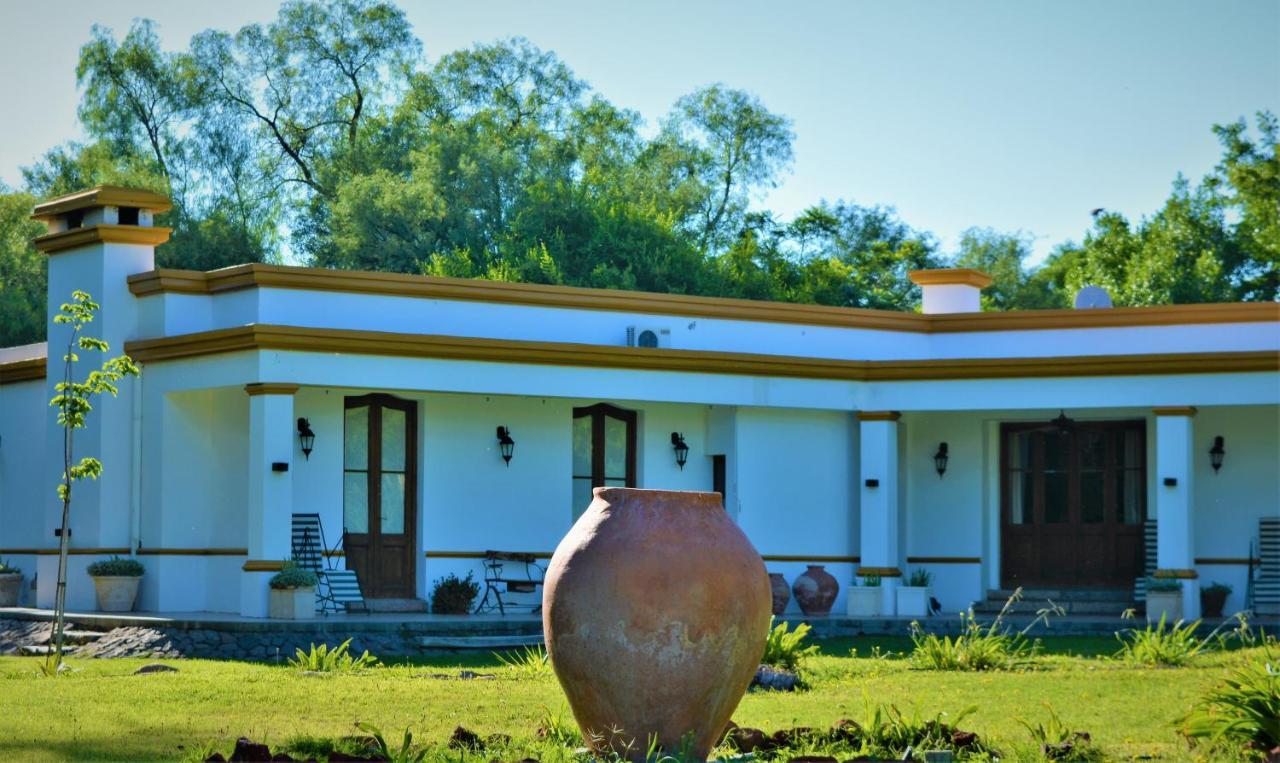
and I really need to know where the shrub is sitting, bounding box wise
[1203,581,1234,595]
[858,574,881,587]
[906,568,933,587]
[430,572,480,614]
[909,588,1050,671]
[857,704,993,759]
[1115,615,1218,666]
[86,556,144,577]
[269,561,318,590]
[287,638,380,672]
[495,645,551,678]
[1145,576,1181,593]
[761,617,820,672]
[1019,704,1103,761]
[0,558,19,574]
[1178,644,1280,756]
[354,722,427,763]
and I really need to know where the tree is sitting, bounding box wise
[0,190,49,346]
[45,291,140,675]
[953,228,1066,310]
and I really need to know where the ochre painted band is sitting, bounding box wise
[0,548,131,556]
[32,186,172,219]
[908,268,994,289]
[244,383,301,396]
[858,411,902,421]
[0,357,45,385]
[1152,568,1200,579]
[1152,406,1198,417]
[242,560,287,572]
[856,566,903,577]
[906,556,981,564]
[34,225,172,254]
[135,548,248,556]
[1194,557,1258,566]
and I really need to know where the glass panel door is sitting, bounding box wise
[571,403,637,517]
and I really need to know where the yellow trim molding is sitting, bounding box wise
[857,411,902,421]
[426,550,553,560]
[1152,568,1200,579]
[906,556,982,564]
[0,548,131,556]
[126,264,1280,334]
[761,554,859,563]
[856,566,903,577]
[135,548,248,556]
[1195,557,1258,566]
[0,357,45,385]
[242,560,287,572]
[908,268,994,289]
[243,382,301,396]
[123,325,1280,383]
[32,186,171,219]
[1152,406,1198,417]
[35,225,172,255]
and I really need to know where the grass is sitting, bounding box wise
[0,635,1272,761]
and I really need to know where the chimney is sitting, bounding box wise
[30,185,170,609]
[908,268,993,314]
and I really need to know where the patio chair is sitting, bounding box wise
[291,513,369,615]
[1133,519,1157,606]
[474,551,545,615]
[1254,517,1280,615]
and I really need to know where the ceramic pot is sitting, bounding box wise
[846,586,881,617]
[896,586,931,617]
[1146,589,1183,624]
[543,488,770,761]
[769,573,790,616]
[91,575,141,613]
[268,586,316,619]
[0,572,21,607]
[792,565,838,616]
[1200,588,1229,618]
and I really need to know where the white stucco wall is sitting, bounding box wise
[0,379,47,605]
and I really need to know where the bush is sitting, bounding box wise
[86,556,144,577]
[269,561,318,590]
[0,558,19,574]
[1019,704,1103,761]
[1145,576,1181,593]
[1203,581,1234,595]
[495,645,551,678]
[288,638,380,672]
[909,588,1049,671]
[761,618,819,672]
[1115,615,1224,667]
[858,574,881,587]
[906,568,933,587]
[430,572,480,614]
[1178,644,1279,757]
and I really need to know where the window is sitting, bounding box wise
[572,403,637,516]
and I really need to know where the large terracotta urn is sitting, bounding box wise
[769,573,790,616]
[792,564,838,616]
[543,488,771,761]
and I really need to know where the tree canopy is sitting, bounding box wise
[2,0,1275,348]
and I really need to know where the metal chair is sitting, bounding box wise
[474,551,545,615]
[291,513,368,614]
[1253,517,1280,615]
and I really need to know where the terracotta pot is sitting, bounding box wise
[91,575,141,613]
[543,488,770,761]
[268,586,316,619]
[769,573,790,616]
[792,565,838,616]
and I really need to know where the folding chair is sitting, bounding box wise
[291,513,369,614]
[1254,517,1280,616]
[1134,519,1157,606]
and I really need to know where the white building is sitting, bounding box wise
[1,186,1277,620]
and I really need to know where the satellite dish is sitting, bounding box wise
[1074,285,1113,310]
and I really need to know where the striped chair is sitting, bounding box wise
[1253,517,1280,616]
[291,513,368,615]
[1133,519,1158,606]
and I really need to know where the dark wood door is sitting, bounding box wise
[571,403,637,516]
[343,394,417,598]
[1001,420,1146,588]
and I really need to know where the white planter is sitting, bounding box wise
[896,586,931,617]
[269,586,316,619]
[91,576,141,612]
[0,572,21,607]
[846,586,882,617]
[1146,589,1183,624]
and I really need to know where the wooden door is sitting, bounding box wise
[571,403,637,517]
[343,394,417,599]
[1001,420,1146,588]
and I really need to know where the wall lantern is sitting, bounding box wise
[1209,436,1225,473]
[933,442,949,477]
[296,418,315,460]
[671,432,690,470]
[496,426,515,466]
[1051,410,1074,435]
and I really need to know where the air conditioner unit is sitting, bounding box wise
[626,326,671,349]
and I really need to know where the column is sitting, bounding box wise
[857,411,902,614]
[1154,407,1200,620]
[240,383,299,617]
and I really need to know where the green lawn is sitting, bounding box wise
[0,636,1259,762]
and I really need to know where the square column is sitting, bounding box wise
[240,383,299,617]
[857,411,903,613]
[1154,407,1199,620]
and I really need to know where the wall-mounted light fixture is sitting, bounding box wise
[933,442,949,477]
[496,426,515,466]
[1052,410,1074,434]
[671,432,690,470]
[296,418,315,460]
[1209,436,1225,473]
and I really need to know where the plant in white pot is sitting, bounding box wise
[0,559,22,607]
[896,568,933,617]
[268,563,319,619]
[1145,577,1183,624]
[86,557,144,612]
[847,574,882,617]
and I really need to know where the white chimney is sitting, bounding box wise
[908,268,993,314]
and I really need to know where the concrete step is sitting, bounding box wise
[55,630,104,645]
[414,634,544,650]
[18,644,77,657]
[363,598,429,613]
[988,588,1134,603]
[973,599,1133,617]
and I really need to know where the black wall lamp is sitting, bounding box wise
[1209,436,1225,473]
[496,426,515,466]
[933,442,949,477]
[671,432,690,470]
[296,418,315,460]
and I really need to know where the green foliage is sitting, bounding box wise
[857,574,881,587]
[354,722,427,763]
[85,556,145,577]
[906,568,933,587]
[1178,644,1280,756]
[428,572,480,614]
[1204,581,1234,595]
[1018,704,1103,761]
[852,704,994,760]
[909,589,1051,672]
[0,190,48,346]
[494,645,551,678]
[287,638,380,672]
[268,561,319,590]
[1145,576,1182,593]
[1114,615,1220,667]
[536,704,582,748]
[761,618,819,672]
[0,558,20,575]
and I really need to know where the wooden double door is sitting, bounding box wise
[1001,420,1147,588]
[343,394,417,599]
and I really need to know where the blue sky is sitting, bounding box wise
[1,0,1276,262]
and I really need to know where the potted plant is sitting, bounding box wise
[896,568,933,617]
[268,562,319,619]
[1199,581,1232,618]
[430,572,480,614]
[1145,577,1183,623]
[86,556,145,612]
[0,559,22,607]
[847,574,881,617]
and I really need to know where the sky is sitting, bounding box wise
[0,0,1276,263]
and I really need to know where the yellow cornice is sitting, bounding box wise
[856,566,903,577]
[243,382,301,397]
[908,268,994,289]
[122,324,1280,382]
[126,264,1279,332]
[0,357,46,385]
[242,560,287,572]
[34,225,172,255]
[32,186,172,220]
[857,411,902,421]
[1152,406,1198,417]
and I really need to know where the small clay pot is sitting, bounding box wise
[769,573,790,616]
[792,565,838,616]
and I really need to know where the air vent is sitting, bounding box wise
[626,326,671,348]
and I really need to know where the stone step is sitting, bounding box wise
[987,588,1134,603]
[414,634,544,650]
[973,599,1133,616]
[363,598,429,613]
[54,630,104,645]
[18,644,77,657]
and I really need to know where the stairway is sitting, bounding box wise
[972,588,1136,618]
[15,629,106,656]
